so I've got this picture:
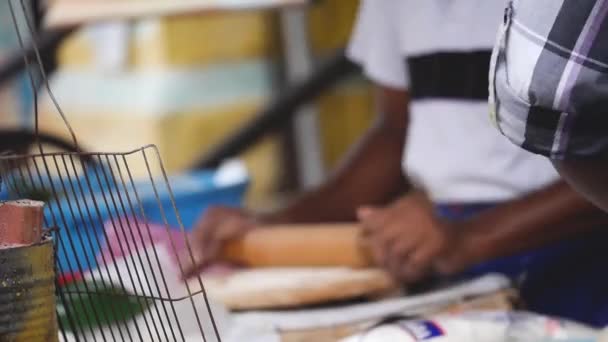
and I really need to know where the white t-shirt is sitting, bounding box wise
[347,0,560,203]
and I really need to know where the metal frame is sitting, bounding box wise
[192,51,358,170]
[279,6,325,188]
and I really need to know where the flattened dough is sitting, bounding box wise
[200,267,397,310]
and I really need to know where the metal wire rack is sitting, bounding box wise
[2,1,224,340]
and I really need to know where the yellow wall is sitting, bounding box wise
[58,11,279,68]
[137,12,279,67]
[39,101,281,206]
[309,0,360,55]
[49,1,374,205]
[310,0,375,168]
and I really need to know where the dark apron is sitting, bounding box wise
[436,203,608,327]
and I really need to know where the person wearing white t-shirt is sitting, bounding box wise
[188,0,608,326]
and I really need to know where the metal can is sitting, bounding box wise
[0,237,57,342]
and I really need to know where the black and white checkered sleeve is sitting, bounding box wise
[490,0,608,160]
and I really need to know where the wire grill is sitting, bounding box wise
[3,1,224,340]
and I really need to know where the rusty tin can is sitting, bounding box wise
[0,237,57,342]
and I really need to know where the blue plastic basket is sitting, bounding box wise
[1,168,248,275]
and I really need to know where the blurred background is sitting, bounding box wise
[0,0,375,212]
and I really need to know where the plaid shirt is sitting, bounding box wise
[490,0,608,160]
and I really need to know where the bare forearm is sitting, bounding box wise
[264,123,408,223]
[553,160,608,213]
[262,86,410,224]
[461,181,608,266]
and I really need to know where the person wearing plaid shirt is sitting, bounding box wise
[491,0,608,212]
[189,0,608,327]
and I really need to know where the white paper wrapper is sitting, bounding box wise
[340,311,600,342]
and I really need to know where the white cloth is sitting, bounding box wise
[347,0,560,203]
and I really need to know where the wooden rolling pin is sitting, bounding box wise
[220,224,375,268]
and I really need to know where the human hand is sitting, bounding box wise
[182,206,259,279]
[357,192,469,283]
